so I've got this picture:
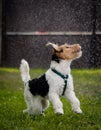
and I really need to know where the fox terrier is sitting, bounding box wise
[20,42,82,115]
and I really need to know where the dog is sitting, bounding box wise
[20,42,82,115]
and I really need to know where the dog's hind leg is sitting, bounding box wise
[23,96,34,115]
[23,97,43,115]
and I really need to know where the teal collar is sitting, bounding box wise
[51,68,69,96]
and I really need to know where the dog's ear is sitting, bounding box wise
[46,42,59,51]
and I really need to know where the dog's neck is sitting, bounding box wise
[50,58,72,75]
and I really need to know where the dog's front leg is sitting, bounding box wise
[65,90,82,114]
[49,93,64,114]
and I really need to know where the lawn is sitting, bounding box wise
[0,68,101,130]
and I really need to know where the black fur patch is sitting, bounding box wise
[28,74,49,97]
[52,54,60,63]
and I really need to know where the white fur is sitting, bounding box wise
[46,60,82,114]
[20,59,31,83]
[20,59,82,115]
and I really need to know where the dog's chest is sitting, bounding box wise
[46,71,67,95]
[28,74,49,97]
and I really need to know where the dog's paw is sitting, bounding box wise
[73,108,82,114]
[55,108,64,115]
[56,112,64,115]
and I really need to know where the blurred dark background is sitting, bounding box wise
[0,0,101,68]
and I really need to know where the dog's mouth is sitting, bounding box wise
[72,47,82,58]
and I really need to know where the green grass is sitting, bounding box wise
[0,68,101,130]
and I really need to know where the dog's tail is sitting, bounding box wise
[20,59,31,83]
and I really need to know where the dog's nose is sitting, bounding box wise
[76,44,81,48]
[78,46,81,51]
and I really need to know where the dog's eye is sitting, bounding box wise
[60,49,63,53]
[66,46,69,48]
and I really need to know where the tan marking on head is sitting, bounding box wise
[47,43,82,60]
[58,44,82,60]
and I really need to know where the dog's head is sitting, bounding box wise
[46,42,82,61]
